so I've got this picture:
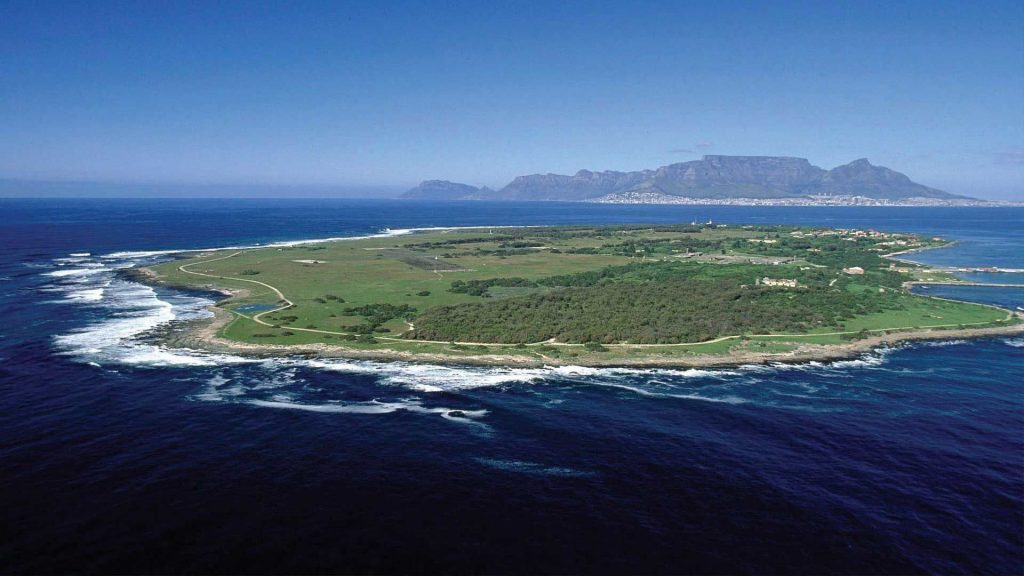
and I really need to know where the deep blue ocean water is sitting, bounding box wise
[1,199,1022,574]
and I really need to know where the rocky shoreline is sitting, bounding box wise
[130,234,1024,369]
[147,297,1024,369]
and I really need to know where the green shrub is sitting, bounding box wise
[449,277,537,296]
[343,303,417,324]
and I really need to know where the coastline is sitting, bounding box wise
[881,241,956,262]
[151,292,1023,369]
[130,226,1024,369]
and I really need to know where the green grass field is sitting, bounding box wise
[148,224,1015,363]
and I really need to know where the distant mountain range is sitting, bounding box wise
[403,156,980,205]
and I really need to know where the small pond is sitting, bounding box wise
[234,303,278,314]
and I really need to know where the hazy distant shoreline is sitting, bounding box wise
[587,192,1022,207]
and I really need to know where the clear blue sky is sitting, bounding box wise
[1,0,1022,199]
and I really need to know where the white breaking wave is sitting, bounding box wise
[64,288,105,302]
[44,266,107,277]
[43,249,266,368]
[550,365,740,379]
[50,276,251,368]
[749,349,891,373]
[193,373,240,401]
[917,339,968,348]
[54,282,173,343]
[1003,338,1024,348]
[824,356,886,370]
[98,225,543,260]
[296,360,744,394]
[100,227,416,259]
[54,257,92,264]
[299,358,548,392]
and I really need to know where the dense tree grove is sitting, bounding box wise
[414,262,906,344]
[411,278,903,344]
[449,277,538,296]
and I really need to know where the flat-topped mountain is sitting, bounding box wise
[640,155,826,199]
[402,156,970,204]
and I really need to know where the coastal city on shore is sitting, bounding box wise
[589,191,1024,207]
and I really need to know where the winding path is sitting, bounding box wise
[178,250,1020,350]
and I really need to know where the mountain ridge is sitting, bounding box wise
[402,155,971,203]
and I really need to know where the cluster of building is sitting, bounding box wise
[590,192,1015,207]
[755,267,866,290]
[789,228,916,241]
[758,277,800,288]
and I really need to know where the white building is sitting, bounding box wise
[758,277,798,288]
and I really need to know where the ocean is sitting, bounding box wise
[1,198,1021,574]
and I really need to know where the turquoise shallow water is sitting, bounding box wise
[1,199,1021,574]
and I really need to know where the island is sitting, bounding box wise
[139,224,1023,367]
